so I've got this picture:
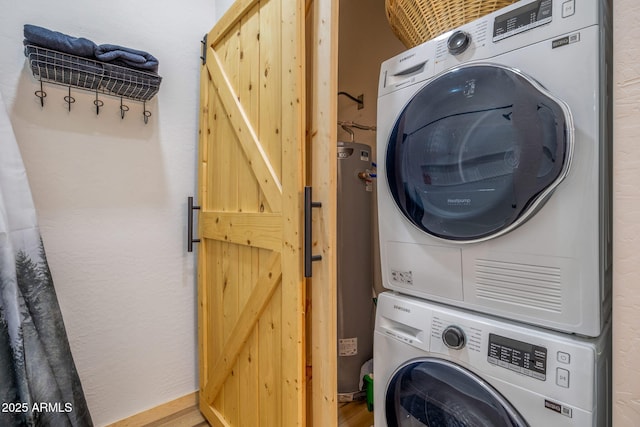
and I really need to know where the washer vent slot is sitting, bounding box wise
[474,259,562,312]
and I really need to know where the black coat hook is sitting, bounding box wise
[143,101,151,124]
[34,80,46,107]
[64,86,75,111]
[94,92,104,115]
[120,97,129,119]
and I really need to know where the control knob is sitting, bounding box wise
[447,30,471,55]
[442,325,466,350]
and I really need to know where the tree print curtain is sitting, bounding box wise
[0,92,92,426]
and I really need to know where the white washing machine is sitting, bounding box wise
[376,0,612,336]
[373,292,611,427]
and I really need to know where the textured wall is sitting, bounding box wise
[613,1,640,425]
[0,1,215,425]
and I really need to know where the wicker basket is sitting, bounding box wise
[385,0,518,48]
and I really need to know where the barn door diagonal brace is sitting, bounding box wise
[304,186,322,277]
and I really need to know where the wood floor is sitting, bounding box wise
[107,393,373,426]
[106,393,207,427]
[338,401,374,427]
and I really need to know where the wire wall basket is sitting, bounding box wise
[25,45,162,121]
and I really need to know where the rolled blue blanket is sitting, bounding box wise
[95,44,159,73]
[23,24,97,58]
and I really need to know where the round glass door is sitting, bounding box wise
[386,64,573,242]
[386,359,529,427]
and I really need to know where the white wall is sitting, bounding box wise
[216,0,234,18]
[0,1,216,425]
[613,1,640,425]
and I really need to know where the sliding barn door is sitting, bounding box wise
[197,0,306,425]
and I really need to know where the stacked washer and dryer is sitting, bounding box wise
[373,0,612,425]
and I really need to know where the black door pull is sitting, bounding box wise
[187,196,200,252]
[304,186,322,277]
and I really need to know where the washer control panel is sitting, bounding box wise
[487,333,548,380]
[493,0,553,42]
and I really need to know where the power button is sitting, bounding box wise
[562,0,575,18]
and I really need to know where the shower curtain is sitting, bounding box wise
[0,92,92,426]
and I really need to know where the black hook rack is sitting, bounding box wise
[26,45,161,124]
[32,79,156,124]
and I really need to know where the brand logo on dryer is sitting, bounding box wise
[393,305,411,313]
[399,53,415,63]
[447,198,472,206]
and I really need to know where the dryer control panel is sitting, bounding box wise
[487,333,547,381]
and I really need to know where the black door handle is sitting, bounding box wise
[304,186,322,277]
[187,196,200,252]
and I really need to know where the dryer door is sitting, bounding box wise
[386,64,573,242]
[385,358,528,427]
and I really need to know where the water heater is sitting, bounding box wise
[337,141,375,400]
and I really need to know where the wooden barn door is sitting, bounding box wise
[197,0,306,425]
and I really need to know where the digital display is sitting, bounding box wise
[488,333,547,381]
[493,0,553,41]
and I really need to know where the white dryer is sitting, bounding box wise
[376,0,612,336]
[374,292,611,427]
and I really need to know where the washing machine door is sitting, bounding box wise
[386,358,528,427]
[386,63,573,242]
